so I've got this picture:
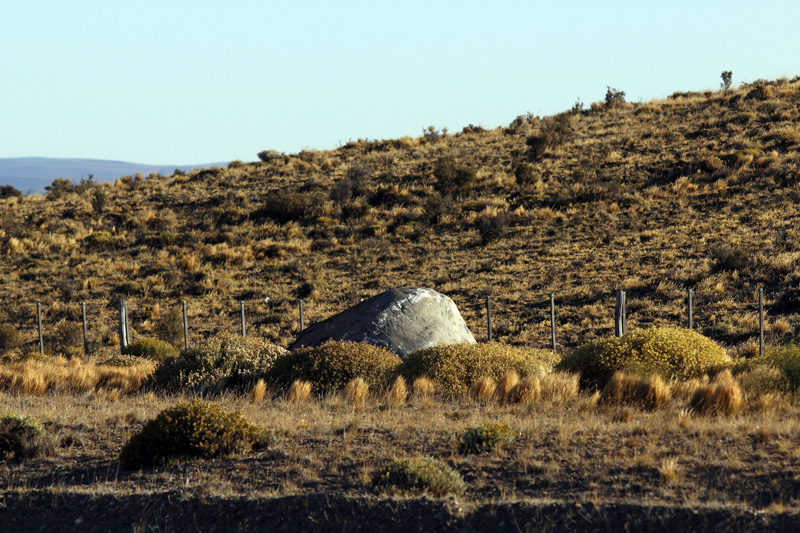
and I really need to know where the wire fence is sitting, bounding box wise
[18,285,775,359]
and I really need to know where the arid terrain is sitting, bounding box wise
[2,77,800,531]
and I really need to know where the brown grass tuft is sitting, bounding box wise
[688,370,744,416]
[384,376,408,407]
[411,376,436,402]
[469,375,497,403]
[344,377,369,407]
[250,379,267,404]
[495,370,520,401]
[600,372,671,410]
[507,376,541,404]
[286,379,312,404]
[539,371,580,404]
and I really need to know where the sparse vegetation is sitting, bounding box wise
[459,422,516,454]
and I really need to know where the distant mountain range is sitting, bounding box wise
[0,157,230,193]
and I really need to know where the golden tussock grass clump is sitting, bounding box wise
[539,372,580,404]
[658,457,681,486]
[384,376,407,407]
[344,377,369,407]
[469,375,497,403]
[0,356,154,395]
[249,379,267,404]
[600,372,671,410]
[411,376,436,402]
[688,370,744,416]
[495,370,520,401]
[286,379,312,404]
[507,376,541,404]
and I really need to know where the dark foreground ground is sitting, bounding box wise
[3,490,800,533]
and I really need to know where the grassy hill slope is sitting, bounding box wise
[1,77,799,356]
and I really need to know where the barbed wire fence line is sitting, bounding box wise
[14,285,777,359]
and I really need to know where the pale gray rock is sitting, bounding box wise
[289,287,476,357]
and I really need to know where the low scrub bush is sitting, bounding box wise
[119,401,264,469]
[0,413,53,461]
[558,327,730,389]
[372,455,466,496]
[433,156,476,194]
[266,340,401,394]
[401,342,559,396]
[146,334,288,393]
[123,337,179,363]
[459,422,516,454]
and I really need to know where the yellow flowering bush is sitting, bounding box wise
[558,327,730,388]
[267,340,401,394]
[146,334,288,393]
[400,342,559,396]
[119,401,264,469]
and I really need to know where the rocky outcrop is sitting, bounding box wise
[289,287,475,357]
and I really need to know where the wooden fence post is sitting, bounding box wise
[486,296,492,342]
[615,290,627,337]
[299,299,305,332]
[118,299,128,352]
[81,302,89,358]
[182,301,189,350]
[550,293,557,352]
[36,303,44,354]
[759,287,765,357]
[240,301,246,337]
[687,288,693,330]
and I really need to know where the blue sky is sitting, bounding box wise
[1,0,799,165]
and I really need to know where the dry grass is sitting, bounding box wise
[688,370,745,416]
[0,356,154,395]
[384,376,408,407]
[411,376,436,402]
[249,379,267,404]
[600,372,671,410]
[286,379,312,404]
[507,376,540,404]
[495,370,520,401]
[343,377,369,407]
[470,375,497,403]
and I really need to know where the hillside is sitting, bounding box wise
[1,77,799,357]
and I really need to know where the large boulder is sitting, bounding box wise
[289,287,476,357]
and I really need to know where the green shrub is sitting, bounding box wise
[459,422,516,454]
[748,344,800,392]
[83,231,114,250]
[0,324,22,353]
[119,401,263,469]
[100,354,153,367]
[475,211,510,244]
[0,413,53,461]
[557,327,730,389]
[372,455,466,496]
[267,340,401,394]
[514,162,538,185]
[123,337,179,363]
[433,156,476,194]
[145,334,288,393]
[401,343,559,396]
[153,307,185,348]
